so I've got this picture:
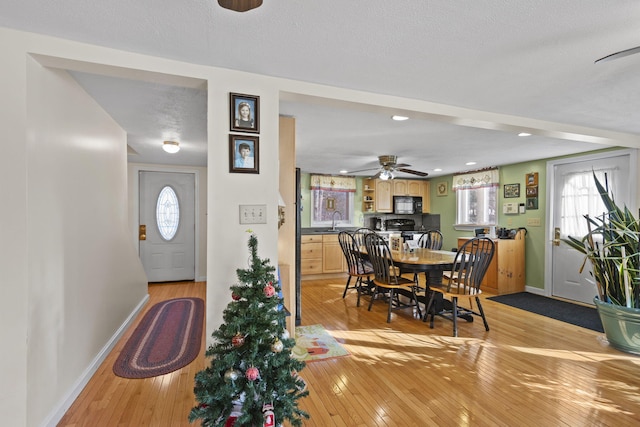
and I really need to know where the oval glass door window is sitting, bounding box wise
[156,186,180,240]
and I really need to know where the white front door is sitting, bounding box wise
[139,171,195,282]
[550,152,633,304]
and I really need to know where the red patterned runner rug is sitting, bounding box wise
[113,297,204,378]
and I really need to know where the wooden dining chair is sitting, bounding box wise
[364,232,421,323]
[338,231,373,305]
[424,237,495,336]
[409,230,444,285]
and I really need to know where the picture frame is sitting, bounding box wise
[526,197,539,210]
[436,181,448,197]
[229,135,259,174]
[526,186,538,197]
[504,183,520,198]
[526,172,539,187]
[230,93,260,133]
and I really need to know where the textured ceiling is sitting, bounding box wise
[3,1,640,176]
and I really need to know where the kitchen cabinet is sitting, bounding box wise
[375,180,393,212]
[322,234,345,273]
[393,179,422,197]
[457,232,525,295]
[301,235,323,275]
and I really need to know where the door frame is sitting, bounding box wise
[544,149,637,297]
[129,164,204,281]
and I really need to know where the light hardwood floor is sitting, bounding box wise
[59,279,640,426]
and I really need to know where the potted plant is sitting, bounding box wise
[563,172,640,354]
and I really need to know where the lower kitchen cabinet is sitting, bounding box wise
[322,234,345,273]
[457,232,525,295]
[301,233,347,276]
[301,235,323,275]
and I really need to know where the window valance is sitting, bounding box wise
[452,168,499,190]
[310,174,356,192]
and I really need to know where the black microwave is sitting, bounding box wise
[393,196,422,214]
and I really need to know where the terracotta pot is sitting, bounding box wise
[594,297,640,355]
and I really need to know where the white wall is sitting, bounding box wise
[25,58,149,425]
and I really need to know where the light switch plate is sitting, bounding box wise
[239,204,267,224]
[527,217,541,227]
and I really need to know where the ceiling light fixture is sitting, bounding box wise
[162,140,180,154]
[339,169,348,174]
[379,169,394,180]
[392,115,409,121]
[465,161,476,166]
[434,168,443,172]
[518,132,532,137]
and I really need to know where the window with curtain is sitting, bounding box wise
[559,167,618,239]
[453,168,499,226]
[310,175,356,227]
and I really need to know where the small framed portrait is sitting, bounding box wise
[526,186,538,197]
[526,172,539,187]
[526,197,539,210]
[229,135,259,174]
[503,183,520,198]
[230,93,259,133]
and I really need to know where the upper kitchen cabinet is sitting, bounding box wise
[375,179,393,212]
[393,179,422,197]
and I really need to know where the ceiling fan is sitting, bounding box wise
[218,0,263,12]
[595,45,640,63]
[347,155,429,180]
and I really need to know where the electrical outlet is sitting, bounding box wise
[527,217,541,227]
[239,204,267,224]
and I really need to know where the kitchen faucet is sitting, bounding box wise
[331,211,342,231]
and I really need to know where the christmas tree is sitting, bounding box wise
[189,233,309,426]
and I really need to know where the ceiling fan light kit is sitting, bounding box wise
[218,0,263,12]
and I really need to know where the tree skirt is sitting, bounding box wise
[113,297,204,378]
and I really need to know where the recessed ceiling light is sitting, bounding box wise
[518,132,532,137]
[465,162,476,166]
[434,168,442,172]
[392,115,409,121]
[339,169,348,174]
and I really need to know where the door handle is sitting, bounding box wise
[552,227,560,246]
[139,224,147,241]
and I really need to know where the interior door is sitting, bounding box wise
[139,171,195,282]
[551,153,631,304]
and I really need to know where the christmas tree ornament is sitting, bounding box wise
[245,366,259,381]
[271,338,284,353]
[224,368,240,383]
[232,333,245,348]
[262,403,275,427]
[264,284,276,297]
[231,292,241,301]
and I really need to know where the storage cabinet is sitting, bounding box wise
[301,235,323,275]
[375,180,393,212]
[362,178,376,213]
[457,232,525,295]
[322,234,345,273]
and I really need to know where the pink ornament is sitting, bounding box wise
[245,366,259,381]
[264,284,276,297]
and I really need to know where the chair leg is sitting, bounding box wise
[342,276,353,298]
[368,287,378,311]
[355,277,362,307]
[387,289,394,323]
[411,286,422,319]
[476,296,490,331]
[452,297,458,337]
[424,291,436,327]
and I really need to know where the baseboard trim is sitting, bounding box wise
[42,294,150,427]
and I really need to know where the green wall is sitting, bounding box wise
[299,174,366,228]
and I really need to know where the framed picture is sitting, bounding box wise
[229,135,259,174]
[504,183,520,198]
[526,172,539,187]
[436,181,448,197]
[230,93,259,133]
[526,186,538,197]
[526,197,539,210]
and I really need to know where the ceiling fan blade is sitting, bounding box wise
[595,45,640,63]
[218,0,263,12]
[397,168,429,177]
[394,163,411,168]
[346,167,380,174]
